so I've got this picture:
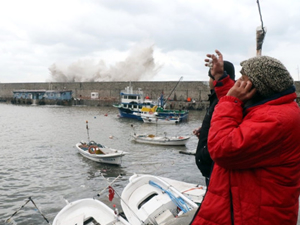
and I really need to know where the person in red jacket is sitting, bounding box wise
[191,50,300,225]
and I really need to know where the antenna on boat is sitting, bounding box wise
[86,121,90,142]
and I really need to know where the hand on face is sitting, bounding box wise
[227,79,257,103]
[204,49,224,81]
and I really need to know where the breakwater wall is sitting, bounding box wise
[1,81,300,109]
[0,81,211,110]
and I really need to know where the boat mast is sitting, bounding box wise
[162,76,183,107]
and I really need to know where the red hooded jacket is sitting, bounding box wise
[192,76,300,224]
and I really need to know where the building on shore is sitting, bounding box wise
[11,90,73,105]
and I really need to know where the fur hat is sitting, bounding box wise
[208,60,235,80]
[240,56,294,97]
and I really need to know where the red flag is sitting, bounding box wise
[108,186,115,201]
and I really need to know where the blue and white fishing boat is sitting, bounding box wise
[113,83,156,120]
[113,82,189,121]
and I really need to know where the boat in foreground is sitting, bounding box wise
[120,174,200,225]
[76,141,127,165]
[53,198,131,225]
[133,174,206,206]
[132,133,190,146]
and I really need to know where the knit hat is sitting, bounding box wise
[240,56,294,97]
[208,60,235,80]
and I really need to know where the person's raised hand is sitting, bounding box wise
[204,49,224,81]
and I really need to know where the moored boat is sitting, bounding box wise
[113,83,189,121]
[76,121,127,165]
[139,106,181,124]
[113,83,155,120]
[142,115,180,124]
[131,133,190,146]
[75,141,127,166]
[53,198,131,225]
[120,174,199,225]
[155,106,189,122]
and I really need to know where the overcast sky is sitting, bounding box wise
[1,0,299,83]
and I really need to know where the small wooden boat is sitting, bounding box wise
[76,121,127,165]
[76,141,127,165]
[132,133,190,146]
[53,198,131,225]
[120,174,200,225]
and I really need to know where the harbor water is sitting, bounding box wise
[1,103,299,224]
[0,103,205,224]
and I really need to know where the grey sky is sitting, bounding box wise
[0,0,299,83]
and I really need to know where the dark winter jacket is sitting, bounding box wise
[195,89,217,178]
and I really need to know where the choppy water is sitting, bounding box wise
[1,103,299,225]
[0,103,206,224]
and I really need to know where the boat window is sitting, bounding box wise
[138,193,158,209]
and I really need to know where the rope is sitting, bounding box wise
[5,198,31,223]
[29,197,50,224]
[149,180,190,213]
[5,197,50,224]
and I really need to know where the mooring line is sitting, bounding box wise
[5,197,51,224]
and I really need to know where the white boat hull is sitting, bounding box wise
[158,176,206,205]
[132,134,190,146]
[142,116,180,124]
[76,142,127,165]
[53,198,130,225]
[121,174,199,225]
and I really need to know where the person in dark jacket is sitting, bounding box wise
[194,61,235,186]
